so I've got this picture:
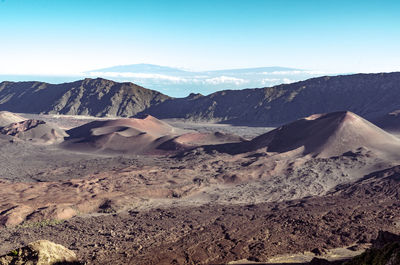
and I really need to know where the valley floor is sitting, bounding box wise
[0,113,399,264]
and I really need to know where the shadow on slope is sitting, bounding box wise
[372,109,400,134]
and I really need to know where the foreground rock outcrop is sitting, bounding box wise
[0,240,79,265]
[344,231,400,265]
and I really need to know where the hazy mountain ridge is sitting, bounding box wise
[90,63,299,75]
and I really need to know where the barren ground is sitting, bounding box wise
[0,113,399,264]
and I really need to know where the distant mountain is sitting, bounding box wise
[0,78,170,117]
[91,64,299,75]
[91,64,190,75]
[1,72,400,126]
[86,63,324,96]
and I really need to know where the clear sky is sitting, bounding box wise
[0,0,399,75]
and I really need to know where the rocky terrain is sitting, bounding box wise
[0,166,399,264]
[1,72,400,126]
[0,109,399,264]
[343,231,400,265]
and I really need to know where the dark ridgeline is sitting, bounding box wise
[0,78,170,117]
[139,72,400,126]
[1,72,400,126]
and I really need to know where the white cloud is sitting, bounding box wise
[86,72,251,86]
[260,78,297,86]
[261,78,280,85]
[85,70,312,87]
[282,78,296,84]
[204,76,248,85]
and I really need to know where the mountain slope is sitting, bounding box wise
[373,110,400,133]
[242,111,400,157]
[205,111,400,158]
[138,72,400,125]
[0,78,170,117]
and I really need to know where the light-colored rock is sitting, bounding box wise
[0,240,78,265]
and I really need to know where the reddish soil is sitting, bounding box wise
[0,165,399,264]
[0,111,400,264]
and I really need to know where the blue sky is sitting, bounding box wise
[0,0,399,75]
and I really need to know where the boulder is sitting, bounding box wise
[0,240,80,265]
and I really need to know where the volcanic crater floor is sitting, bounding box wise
[0,113,399,264]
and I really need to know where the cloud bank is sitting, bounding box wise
[84,65,328,96]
